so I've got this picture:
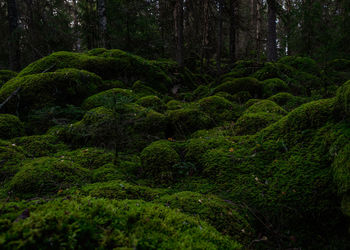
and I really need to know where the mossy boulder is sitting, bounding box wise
[268,92,307,111]
[132,80,160,97]
[81,88,134,110]
[252,62,296,81]
[140,140,180,182]
[1,198,240,249]
[168,108,212,137]
[234,112,283,135]
[193,85,211,100]
[80,180,163,201]
[11,135,68,158]
[166,100,184,110]
[0,114,24,140]
[136,95,166,113]
[245,100,287,115]
[326,59,350,85]
[0,70,17,87]
[334,80,350,116]
[0,69,101,115]
[0,143,26,182]
[156,191,254,244]
[8,157,90,197]
[198,96,240,123]
[278,56,320,75]
[55,148,114,169]
[214,77,263,97]
[261,78,289,97]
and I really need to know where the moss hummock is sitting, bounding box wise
[0,114,24,140]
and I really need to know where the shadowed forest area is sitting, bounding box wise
[1,0,350,249]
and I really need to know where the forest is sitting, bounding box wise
[0,0,350,249]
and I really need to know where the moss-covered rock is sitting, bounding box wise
[136,95,166,113]
[81,88,134,110]
[0,143,26,182]
[11,135,68,158]
[268,92,308,111]
[262,78,289,97]
[0,114,24,140]
[214,77,262,97]
[0,70,17,87]
[168,108,212,137]
[166,100,184,110]
[245,100,287,115]
[252,62,296,81]
[198,95,240,123]
[8,157,90,197]
[234,112,283,135]
[1,197,240,249]
[335,80,350,116]
[326,59,350,85]
[192,85,211,100]
[132,80,160,97]
[156,191,254,244]
[80,180,163,201]
[140,140,180,182]
[278,56,320,75]
[0,69,102,115]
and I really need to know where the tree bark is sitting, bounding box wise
[229,0,236,63]
[267,0,277,61]
[7,0,21,71]
[97,0,107,48]
[174,0,184,67]
[216,0,224,74]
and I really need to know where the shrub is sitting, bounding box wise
[140,140,180,182]
[0,114,24,140]
[136,95,166,113]
[214,77,263,97]
[1,198,240,249]
[8,157,90,197]
[156,191,254,244]
[0,69,101,115]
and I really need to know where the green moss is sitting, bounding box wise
[132,80,160,97]
[214,77,262,97]
[81,88,134,110]
[156,191,253,244]
[245,99,261,107]
[166,100,184,110]
[91,163,127,182]
[198,96,240,123]
[0,114,24,140]
[335,80,350,116]
[235,112,282,135]
[268,92,308,111]
[0,70,17,87]
[0,69,101,115]
[193,85,211,100]
[136,95,166,113]
[168,108,212,137]
[332,143,350,194]
[253,62,296,81]
[245,100,287,115]
[140,140,180,182]
[8,157,90,198]
[11,135,68,158]
[0,144,26,182]
[55,148,114,169]
[80,180,163,201]
[1,197,240,249]
[261,78,289,97]
[278,56,320,75]
[220,60,262,81]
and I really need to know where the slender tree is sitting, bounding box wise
[267,0,277,61]
[174,0,184,67]
[229,0,236,63]
[216,0,224,74]
[97,0,107,48]
[7,0,21,71]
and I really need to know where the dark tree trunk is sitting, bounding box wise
[97,0,107,48]
[267,0,277,61]
[229,0,236,63]
[7,0,21,71]
[216,0,224,74]
[174,0,184,67]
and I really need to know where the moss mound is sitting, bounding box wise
[0,69,101,115]
[214,77,262,97]
[80,180,163,201]
[335,80,350,116]
[0,70,17,87]
[0,114,24,140]
[0,143,26,182]
[235,112,283,135]
[140,140,180,182]
[8,157,90,197]
[156,191,254,244]
[136,95,166,113]
[278,56,320,75]
[1,197,240,249]
[245,100,287,115]
[166,100,184,110]
[262,78,289,97]
[268,92,307,111]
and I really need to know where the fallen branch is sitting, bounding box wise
[0,87,21,110]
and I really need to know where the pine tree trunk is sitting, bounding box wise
[174,0,184,67]
[7,0,21,71]
[229,0,236,63]
[267,0,277,61]
[217,0,224,74]
[97,0,107,48]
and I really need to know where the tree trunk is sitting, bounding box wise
[267,0,277,61]
[174,0,184,67]
[201,0,210,71]
[229,0,236,63]
[216,0,224,74]
[97,0,107,48]
[7,0,21,71]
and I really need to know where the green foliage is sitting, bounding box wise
[7,157,90,198]
[278,56,320,75]
[245,100,287,115]
[0,114,24,140]
[0,143,26,182]
[214,77,263,97]
[335,80,350,117]
[332,143,350,194]
[234,112,283,135]
[140,140,180,183]
[136,95,166,113]
[166,100,184,110]
[262,78,289,97]
[0,69,101,115]
[268,92,308,111]
[156,191,254,244]
[1,197,240,249]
